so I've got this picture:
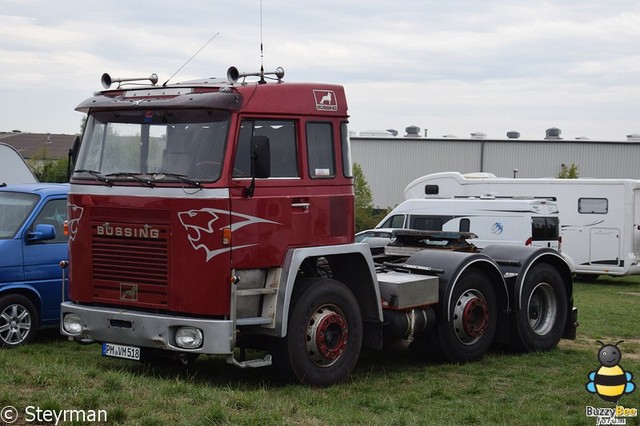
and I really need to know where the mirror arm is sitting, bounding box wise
[245,176,256,198]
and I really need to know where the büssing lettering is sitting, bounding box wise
[96,225,160,239]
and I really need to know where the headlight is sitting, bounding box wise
[63,313,83,335]
[175,327,203,349]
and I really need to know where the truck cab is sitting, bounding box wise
[63,70,353,319]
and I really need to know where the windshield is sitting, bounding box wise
[75,109,229,182]
[0,192,39,239]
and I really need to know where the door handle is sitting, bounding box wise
[291,202,310,209]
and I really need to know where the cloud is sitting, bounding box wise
[1,1,640,140]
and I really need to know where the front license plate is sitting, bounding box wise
[102,342,141,361]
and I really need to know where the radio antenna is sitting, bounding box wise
[162,32,220,86]
[259,0,265,83]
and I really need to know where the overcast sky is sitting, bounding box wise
[2,0,639,140]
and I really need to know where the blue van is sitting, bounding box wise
[0,183,69,347]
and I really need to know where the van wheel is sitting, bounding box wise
[272,278,362,386]
[424,269,497,363]
[0,294,39,348]
[511,264,567,352]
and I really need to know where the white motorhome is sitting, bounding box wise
[405,172,640,277]
[375,197,560,250]
[0,143,38,184]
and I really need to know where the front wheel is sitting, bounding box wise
[0,294,39,348]
[422,269,497,363]
[272,278,362,386]
[511,263,567,352]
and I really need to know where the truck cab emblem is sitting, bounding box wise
[120,283,138,301]
[313,90,337,111]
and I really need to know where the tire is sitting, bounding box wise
[0,294,39,348]
[272,278,362,386]
[423,269,497,363]
[511,263,568,352]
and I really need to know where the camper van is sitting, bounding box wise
[0,143,38,185]
[375,197,560,250]
[405,172,640,277]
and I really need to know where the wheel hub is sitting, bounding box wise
[527,283,557,335]
[306,306,349,367]
[453,290,489,344]
[0,304,31,345]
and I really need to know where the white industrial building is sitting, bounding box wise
[351,127,640,208]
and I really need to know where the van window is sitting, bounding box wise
[424,185,439,195]
[379,214,405,228]
[578,198,608,214]
[32,199,68,243]
[0,192,38,239]
[532,217,559,241]
[459,218,470,232]
[411,215,454,231]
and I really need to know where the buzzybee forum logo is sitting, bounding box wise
[585,340,637,424]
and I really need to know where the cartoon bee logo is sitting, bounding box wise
[586,340,636,403]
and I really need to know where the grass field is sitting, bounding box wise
[1,277,639,425]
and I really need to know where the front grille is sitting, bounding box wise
[91,222,169,306]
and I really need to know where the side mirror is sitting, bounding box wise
[251,135,271,178]
[68,135,81,180]
[28,224,56,242]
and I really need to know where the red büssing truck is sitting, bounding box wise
[61,67,577,386]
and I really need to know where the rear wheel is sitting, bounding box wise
[423,269,497,363]
[511,264,567,352]
[0,294,39,348]
[272,278,362,386]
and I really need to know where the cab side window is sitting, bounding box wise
[233,119,298,178]
[306,122,335,178]
[32,199,68,243]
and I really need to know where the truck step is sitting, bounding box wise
[236,316,272,326]
[236,288,278,297]
[227,354,272,369]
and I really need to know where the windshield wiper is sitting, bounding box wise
[105,172,155,188]
[74,169,112,186]
[152,172,202,188]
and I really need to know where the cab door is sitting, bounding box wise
[229,118,311,269]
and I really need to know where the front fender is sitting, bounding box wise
[275,244,383,339]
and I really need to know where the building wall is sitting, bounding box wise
[351,137,640,208]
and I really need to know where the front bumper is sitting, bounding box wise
[60,302,235,354]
